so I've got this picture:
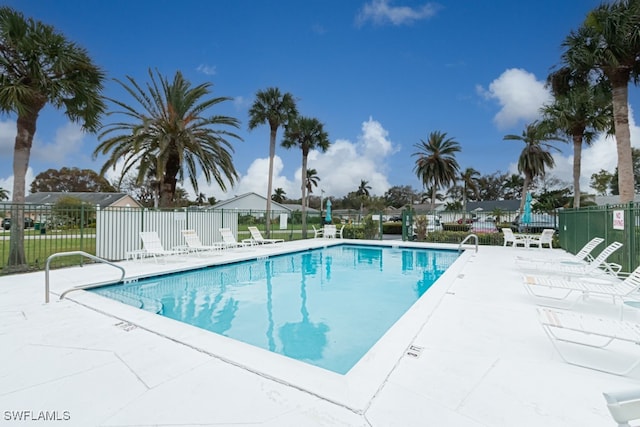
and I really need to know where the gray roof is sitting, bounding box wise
[25,192,135,208]
[466,200,521,212]
[281,203,319,213]
[212,192,290,211]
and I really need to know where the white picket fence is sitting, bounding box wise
[96,207,239,261]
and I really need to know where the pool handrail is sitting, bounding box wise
[45,251,126,303]
[459,234,478,253]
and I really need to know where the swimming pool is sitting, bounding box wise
[93,244,459,374]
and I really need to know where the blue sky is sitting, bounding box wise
[2,0,639,201]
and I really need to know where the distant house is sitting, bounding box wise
[280,203,320,214]
[466,200,521,212]
[25,192,141,208]
[212,192,291,212]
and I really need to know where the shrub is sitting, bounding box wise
[441,222,471,232]
[342,224,364,239]
[382,222,403,234]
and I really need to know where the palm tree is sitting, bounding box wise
[412,131,461,209]
[356,179,372,197]
[420,186,445,205]
[0,7,106,269]
[248,87,298,237]
[0,187,9,201]
[503,174,524,200]
[504,121,558,213]
[459,167,480,217]
[196,192,206,205]
[305,168,320,195]
[562,0,640,202]
[281,116,330,238]
[355,179,372,214]
[95,69,241,208]
[544,66,612,208]
[272,188,286,203]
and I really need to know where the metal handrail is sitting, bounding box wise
[459,234,479,253]
[45,251,125,303]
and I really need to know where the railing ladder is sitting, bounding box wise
[45,251,125,303]
[459,234,479,253]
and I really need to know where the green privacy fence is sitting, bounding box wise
[559,203,640,273]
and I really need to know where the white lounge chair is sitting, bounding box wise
[219,228,252,249]
[502,228,527,247]
[243,226,284,245]
[521,241,623,278]
[139,231,183,262]
[538,307,640,375]
[181,229,222,256]
[516,237,604,267]
[523,262,640,306]
[527,228,555,249]
[603,389,640,426]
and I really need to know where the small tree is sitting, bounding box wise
[414,215,428,241]
[52,196,96,228]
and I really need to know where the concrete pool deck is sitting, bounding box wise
[1,239,638,426]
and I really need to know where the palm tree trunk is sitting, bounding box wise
[520,174,531,214]
[265,128,277,237]
[301,155,308,239]
[610,74,634,203]
[572,135,583,208]
[159,151,180,207]
[8,113,38,269]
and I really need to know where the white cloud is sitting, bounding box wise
[188,117,396,202]
[31,122,85,164]
[294,117,394,198]
[191,155,296,202]
[356,0,439,27]
[0,167,36,198]
[478,68,552,130]
[196,64,217,76]
[233,96,249,110]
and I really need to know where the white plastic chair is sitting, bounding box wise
[523,252,638,307]
[516,237,604,267]
[219,228,252,249]
[603,389,640,426]
[538,307,640,375]
[181,229,222,256]
[243,226,284,244]
[502,228,527,247]
[522,241,623,279]
[139,231,183,262]
[528,228,555,249]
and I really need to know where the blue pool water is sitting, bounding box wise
[93,244,458,374]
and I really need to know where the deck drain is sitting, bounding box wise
[406,344,424,358]
[115,321,137,332]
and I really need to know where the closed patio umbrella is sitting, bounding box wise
[325,199,332,224]
[521,192,532,232]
